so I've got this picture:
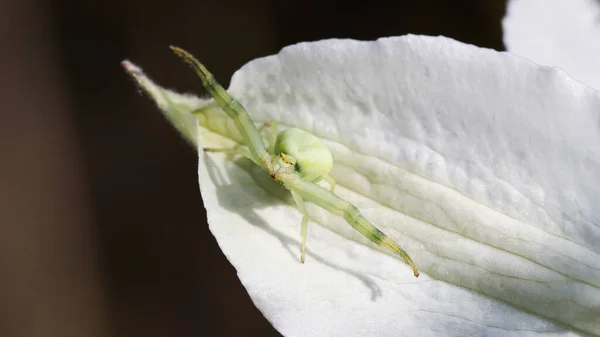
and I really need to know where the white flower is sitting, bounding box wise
[123,33,600,336]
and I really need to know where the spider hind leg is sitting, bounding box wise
[291,191,309,263]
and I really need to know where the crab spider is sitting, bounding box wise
[170,46,419,277]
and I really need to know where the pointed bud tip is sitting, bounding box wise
[121,60,143,76]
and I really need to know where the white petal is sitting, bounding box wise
[124,35,600,337]
[503,0,600,89]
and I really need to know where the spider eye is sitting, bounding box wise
[279,152,297,166]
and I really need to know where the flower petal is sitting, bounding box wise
[124,35,600,336]
[503,0,600,89]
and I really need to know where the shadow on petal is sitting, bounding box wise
[203,153,383,301]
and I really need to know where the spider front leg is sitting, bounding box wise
[170,46,272,173]
[283,175,419,277]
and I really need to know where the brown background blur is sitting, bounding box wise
[0,1,507,336]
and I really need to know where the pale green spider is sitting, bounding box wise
[170,46,419,277]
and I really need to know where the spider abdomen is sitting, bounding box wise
[274,127,333,178]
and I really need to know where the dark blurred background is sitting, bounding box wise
[0,1,507,336]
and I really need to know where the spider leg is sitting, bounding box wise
[204,146,251,158]
[283,175,419,277]
[290,191,309,263]
[301,172,337,193]
[320,173,336,192]
[267,121,278,154]
[203,147,238,154]
[258,121,278,154]
[170,46,271,172]
[203,146,260,170]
